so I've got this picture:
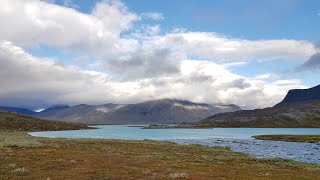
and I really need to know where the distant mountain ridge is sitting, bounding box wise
[193,85,320,128]
[100,99,241,124]
[3,83,320,127]
[0,99,240,124]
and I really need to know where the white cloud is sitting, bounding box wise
[0,41,305,109]
[0,41,112,108]
[145,25,161,36]
[0,0,316,63]
[141,12,164,20]
[131,24,161,37]
[253,73,282,81]
[0,0,138,56]
[106,30,316,82]
[140,32,317,62]
[0,0,315,110]
[103,48,182,80]
[222,62,248,68]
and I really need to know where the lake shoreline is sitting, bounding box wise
[29,125,320,165]
[143,123,320,129]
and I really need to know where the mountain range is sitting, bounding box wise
[192,84,320,128]
[0,99,240,124]
[2,84,320,127]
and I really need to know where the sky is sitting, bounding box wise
[0,0,319,110]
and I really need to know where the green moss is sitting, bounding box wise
[0,131,42,148]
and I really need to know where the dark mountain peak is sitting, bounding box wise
[275,84,320,107]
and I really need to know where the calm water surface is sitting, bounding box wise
[29,125,320,164]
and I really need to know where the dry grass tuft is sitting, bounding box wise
[169,172,188,179]
[11,167,29,176]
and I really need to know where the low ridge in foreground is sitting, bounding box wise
[0,111,89,131]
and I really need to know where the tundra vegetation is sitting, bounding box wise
[0,133,320,179]
[1,112,320,179]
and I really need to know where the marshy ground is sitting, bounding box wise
[1,131,320,180]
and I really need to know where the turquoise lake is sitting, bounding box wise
[29,125,320,164]
[29,125,320,140]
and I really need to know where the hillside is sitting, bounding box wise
[0,106,36,115]
[193,85,320,128]
[33,99,240,124]
[0,111,89,131]
[36,103,126,124]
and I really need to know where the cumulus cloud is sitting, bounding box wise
[0,41,305,109]
[0,41,113,108]
[0,0,138,55]
[140,32,317,62]
[111,31,316,81]
[0,0,314,110]
[0,0,316,62]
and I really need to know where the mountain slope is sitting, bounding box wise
[40,105,69,113]
[0,106,36,115]
[36,104,125,124]
[35,99,240,124]
[102,99,240,124]
[194,85,320,128]
[0,111,89,131]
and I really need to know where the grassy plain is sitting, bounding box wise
[1,111,320,179]
[0,131,320,179]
